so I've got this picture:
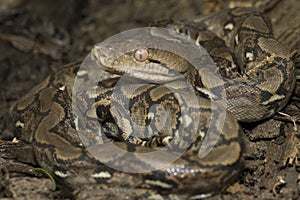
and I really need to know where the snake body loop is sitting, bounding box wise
[11,8,295,198]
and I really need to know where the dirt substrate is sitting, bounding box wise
[0,0,299,199]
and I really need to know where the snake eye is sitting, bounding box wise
[134,48,148,62]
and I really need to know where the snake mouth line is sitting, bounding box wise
[105,64,182,83]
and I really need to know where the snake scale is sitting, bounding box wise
[11,8,295,199]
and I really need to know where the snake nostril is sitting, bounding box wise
[134,48,148,62]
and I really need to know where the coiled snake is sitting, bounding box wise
[11,8,295,199]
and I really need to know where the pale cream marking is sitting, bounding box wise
[246,52,254,61]
[235,34,239,45]
[92,171,112,178]
[178,116,183,123]
[199,131,206,138]
[195,33,201,45]
[74,116,79,130]
[224,23,234,31]
[196,87,217,99]
[147,112,155,120]
[77,70,88,77]
[15,120,24,128]
[58,85,66,91]
[12,137,19,143]
[54,170,68,178]
[262,94,285,105]
[226,63,237,71]
[162,136,172,145]
[145,180,173,189]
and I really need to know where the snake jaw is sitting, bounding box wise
[106,63,181,83]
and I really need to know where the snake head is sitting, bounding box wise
[90,43,192,82]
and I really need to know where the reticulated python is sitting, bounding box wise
[11,8,295,199]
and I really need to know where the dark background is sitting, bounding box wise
[0,0,299,199]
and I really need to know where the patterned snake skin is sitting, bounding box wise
[11,7,295,199]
